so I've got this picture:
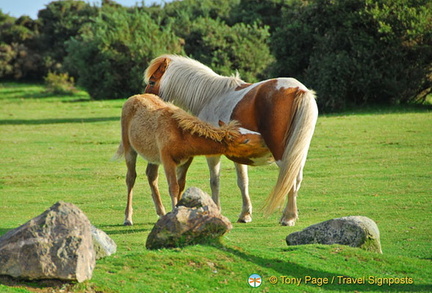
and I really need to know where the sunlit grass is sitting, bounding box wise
[1,82,431,292]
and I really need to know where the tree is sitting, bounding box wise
[37,0,97,73]
[65,5,183,100]
[271,0,432,111]
[158,0,273,82]
[182,17,273,82]
[0,11,42,80]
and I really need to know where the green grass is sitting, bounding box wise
[1,82,431,292]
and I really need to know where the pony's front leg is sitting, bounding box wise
[124,150,137,226]
[146,163,166,217]
[235,163,252,223]
[206,155,221,208]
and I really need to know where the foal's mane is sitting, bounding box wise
[145,55,245,114]
[169,107,240,142]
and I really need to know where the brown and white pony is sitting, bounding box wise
[114,93,268,225]
[144,55,318,226]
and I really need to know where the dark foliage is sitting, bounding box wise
[1,0,430,110]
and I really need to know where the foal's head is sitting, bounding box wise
[220,122,270,163]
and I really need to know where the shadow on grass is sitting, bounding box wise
[0,275,76,292]
[0,117,119,125]
[217,244,431,292]
[96,223,152,235]
[321,103,432,117]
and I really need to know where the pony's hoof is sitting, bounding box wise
[124,220,133,226]
[280,218,297,226]
[280,221,296,226]
[237,214,252,223]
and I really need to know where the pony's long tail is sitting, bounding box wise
[264,89,318,215]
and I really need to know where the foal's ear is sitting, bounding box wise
[218,120,225,127]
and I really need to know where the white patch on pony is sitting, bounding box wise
[276,78,308,92]
[238,127,261,135]
[198,81,266,125]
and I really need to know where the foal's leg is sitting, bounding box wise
[235,163,253,223]
[161,155,180,210]
[176,157,193,202]
[124,150,138,226]
[146,163,166,217]
[280,165,304,226]
[206,155,221,208]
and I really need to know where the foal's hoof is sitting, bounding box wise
[124,220,133,226]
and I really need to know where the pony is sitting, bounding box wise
[114,93,269,226]
[144,55,318,226]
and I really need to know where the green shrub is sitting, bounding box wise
[181,18,273,82]
[44,71,77,95]
[271,0,432,111]
[64,6,183,100]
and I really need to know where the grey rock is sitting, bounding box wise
[0,201,96,282]
[177,187,219,211]
[146,187,232,249]
[91,225,117,260]
[286,216,382,253]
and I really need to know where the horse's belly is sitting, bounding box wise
[129,128,161,164]
[132,141,161,164]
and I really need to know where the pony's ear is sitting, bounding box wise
[159,58,170,74]
[218,120,225,127]
[145,56,171,82]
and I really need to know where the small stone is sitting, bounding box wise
[146,187,232,249]
[91,225,117,260]
[286,216,382,253]
[177,187,218,211]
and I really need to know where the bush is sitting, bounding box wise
[181,17,273,82]
[64,6,183,100]
[44,72,77,95]
[271,0,432,111]
[0,12,43,80]
[37,0,97,74]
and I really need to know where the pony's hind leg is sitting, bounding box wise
[124,150,138,226]
[280,167,304,226]
[280,188,298,226]
[146,163,165,217]
[235,163,253,223]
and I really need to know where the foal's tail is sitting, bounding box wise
[264,89,318,215]
[112,96,136,161]
[112,142,125,161]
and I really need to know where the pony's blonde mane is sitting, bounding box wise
[145,55,245,115]
[169,107,240,142]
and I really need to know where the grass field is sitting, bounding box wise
[0,82,431,292]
